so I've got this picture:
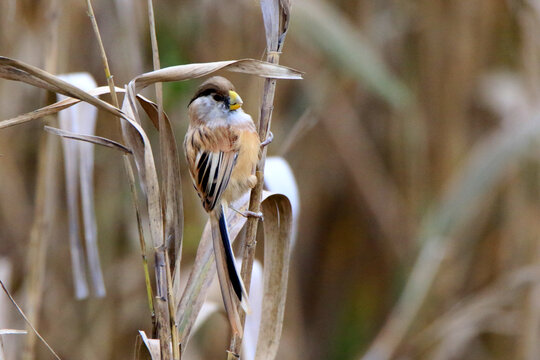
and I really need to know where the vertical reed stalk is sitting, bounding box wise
[146,1,179,358]
[84,0,156,335]
[228,11,287,356]
[23,1,59,358]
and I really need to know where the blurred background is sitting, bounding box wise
[2,0,540,359]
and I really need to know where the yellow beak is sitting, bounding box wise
[229,90,243,110]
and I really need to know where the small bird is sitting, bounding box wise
[184,76,260,334]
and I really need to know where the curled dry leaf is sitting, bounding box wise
[44,126,132,153]
[131,59,302,92]
[264,157,299,249]
[136,95,184,291]
[175,192,251,348]
[0,57,125,119]
[175,192,292,356]
[138,331,161,360]
[254,194,292,360]
[57,72,104,299]
[0,86,124,130]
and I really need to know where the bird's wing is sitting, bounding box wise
[185,126,239,212]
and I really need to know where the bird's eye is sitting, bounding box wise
[213,94,224,102]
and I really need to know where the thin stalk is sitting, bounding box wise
[23,1,59,358]
[22,117,58,360]
[147,0,178,358]
[166,252,180,359]
[84,0,156,327]
[1,281,62,360]
[124,157,155,325]
[228,50,281,356]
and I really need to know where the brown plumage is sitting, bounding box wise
[184,76,260,334]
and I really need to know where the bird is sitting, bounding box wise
[184,76,261,334]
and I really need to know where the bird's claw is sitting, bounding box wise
[243,210,264,219]
[261,131,273,147]
[229,206,264,220]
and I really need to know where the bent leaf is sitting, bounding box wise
[57,72,104,299]
[255,194,292,360]
[44,126,131,153]
[176,192,293,356]
[132,59,302,92]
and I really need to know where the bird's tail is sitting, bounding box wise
[210,204,250,334]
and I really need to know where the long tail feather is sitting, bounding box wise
[210,205,250,334]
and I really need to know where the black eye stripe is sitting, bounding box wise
[189,88,219,105]
[213,94,225,102]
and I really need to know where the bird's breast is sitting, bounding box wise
[224,129,260,202]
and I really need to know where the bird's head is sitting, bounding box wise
[189,76,244,113]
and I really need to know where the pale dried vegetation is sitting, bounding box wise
[1,1,540,360]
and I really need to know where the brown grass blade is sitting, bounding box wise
[58,99,89,299]
[132,59,302,92]
[0,86,124,130]
[138,331,161,360]
[136,96,184,288]
[0,66,64,94]
[254,194,292,360]
[176,192,292,354]
[57,73,105,299]
[120,92,171,357]
[176,194,250,350]
[0,57,124,119]
[229,1,296,356]
[44,126,132,153]
[22,114,60,360]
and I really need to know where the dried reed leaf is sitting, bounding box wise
[176,193,250,349]
[0,330,27,335]
[0,57,124,119]
[138,331,161,360]
[44,126,131,153]
[136,95,184,288]
[0,86,124,129]
[278,0,291,47]
[57,73,104,299]
[132,59,302,92]
[119,94,163,249]
[176,191,292,355]
[264,157,299,249]
[261,0,280,50]
[23,122,59,360]
[255,194,292,360]
[261,0,290,51]
[0,66,64,94]
[120,91,173,357]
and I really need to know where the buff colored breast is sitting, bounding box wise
[223,129,260,203]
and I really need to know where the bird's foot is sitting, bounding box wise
[229,206,263,220]
[261,131,273,147]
